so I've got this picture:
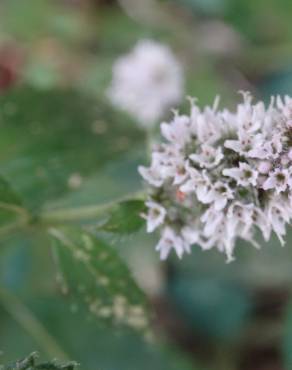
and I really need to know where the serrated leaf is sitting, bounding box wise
[0,352,78,370]
[0,352,37,370]
[100,200,146,234]
[50,227,149,330]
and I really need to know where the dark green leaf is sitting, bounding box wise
[0,175,26,233]
[0,87,143,211]
[50,227,149,330]
[0,175,22,207]
[0,352,78,370]
[100,200,146,234]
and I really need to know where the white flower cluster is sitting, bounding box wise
[107,39,184,127]
[139,92,292,262]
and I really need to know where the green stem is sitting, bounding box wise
[0,203,31,238]
[41,202,111,224]
[40,190,147,225]
[0,202,28,216]
[0,220,26,238]
[0,287,69,360]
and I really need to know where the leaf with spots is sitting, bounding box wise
[50,227,150,331]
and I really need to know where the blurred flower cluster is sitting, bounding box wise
[107,39,184,127]
[139,92,292,262]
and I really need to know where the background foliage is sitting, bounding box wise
[0,1,292,370]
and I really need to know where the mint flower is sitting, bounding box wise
[139,92,292,262]
[107,39,184,127]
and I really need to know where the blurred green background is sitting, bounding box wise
[1,1,292,370]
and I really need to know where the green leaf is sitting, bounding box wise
[50,227,149,330]
[0,87,143,211]
[0,175,22,207]
[0,285,68,359]
[0,294,201,370]
[0,175,27,234]
[100,200,146,234]
[0,352,78,370]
